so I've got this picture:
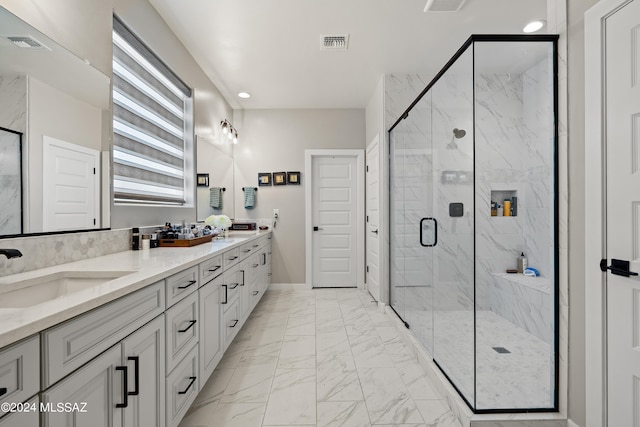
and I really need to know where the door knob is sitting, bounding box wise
[600,258,638,277]
[313,226,323,231]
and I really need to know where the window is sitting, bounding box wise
[112,15,192,205]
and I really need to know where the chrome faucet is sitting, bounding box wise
[0,249,22,259]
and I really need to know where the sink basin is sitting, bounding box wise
[0,271,134,308]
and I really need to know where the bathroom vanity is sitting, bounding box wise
[0,232,272,427]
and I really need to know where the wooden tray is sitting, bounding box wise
[158,235,213,247]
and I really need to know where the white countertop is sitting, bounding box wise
[0,232,271,349]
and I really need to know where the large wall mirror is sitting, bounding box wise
[196,134,235,221]
[0,6,110,237]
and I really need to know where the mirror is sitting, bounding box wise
[0,6,110,237]
[196,135,235,220]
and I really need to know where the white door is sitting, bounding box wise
[366,136,381,301]
[43,136,100,231]
[605,1,640,425]
[308,152,364,288]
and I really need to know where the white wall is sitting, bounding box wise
[233,108,366,283]
[111,0,234,229]
[27,76,102,232]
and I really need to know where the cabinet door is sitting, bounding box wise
[0,335,39,418]
[198,275,223,385]
[42,345,123,427]
[238,259,251,322]
[121,316,165,427]
[165,292,199,374]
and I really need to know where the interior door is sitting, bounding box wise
[605,1,640,424]
[366,136,381,301]
[311,154,359,287]
[42,135,100,231]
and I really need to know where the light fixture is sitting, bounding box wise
[220,119,239,144]
[238,92,251,99]
[523,20,546,33]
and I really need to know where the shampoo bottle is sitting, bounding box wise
[517,252,528,273]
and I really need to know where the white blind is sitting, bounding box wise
[112,16,192,204]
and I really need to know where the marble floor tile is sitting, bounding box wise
[357,367,424,425]
[414,399,462,427]
[263,369,316,425]
[316,317,346,334]
[221,366,275,403]
[394,360,443,400]
[286,314,316,336]
[179,402,266,427]
[317,401,371,427]
[317,331,351,356]
[349,334,395,368]
[187,368,235,414]
[278,335,316,369]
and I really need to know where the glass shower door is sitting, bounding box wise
[430,46,476,406]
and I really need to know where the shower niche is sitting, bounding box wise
[389,35,558,413]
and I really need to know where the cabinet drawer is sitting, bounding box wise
[238,242,254,260]
[222,300,241,348]
[0,396,38,426]
[199,254,223,285]
[166,292,199,375]
[221,268,240,312]
[0,336,39,417]
[42,281,164,388]
[222,248,240,270]
[166,266,199,307]
[166,345,198,427]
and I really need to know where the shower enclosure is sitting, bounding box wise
[389,35,558,412]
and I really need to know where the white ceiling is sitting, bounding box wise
[148,0,547,110]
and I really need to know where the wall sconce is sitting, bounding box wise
[220,119,238,144]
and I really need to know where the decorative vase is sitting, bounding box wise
[224,229,229,240]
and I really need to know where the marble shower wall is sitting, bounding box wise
[0,130,22,235]
[0,228,131,276]
[0,74,26,133]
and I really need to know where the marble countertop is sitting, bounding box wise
[0,231,271,349]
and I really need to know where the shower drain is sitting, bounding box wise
[492,346,511,354]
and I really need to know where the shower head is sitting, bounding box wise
[453,128,466,139]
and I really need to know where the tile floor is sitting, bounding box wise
[179,288,462,427]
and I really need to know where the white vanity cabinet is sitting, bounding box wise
[198,274,223,385]
[42,310,165,427]
[0,396,39,427]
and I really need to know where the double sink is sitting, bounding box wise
[0,270,135,309]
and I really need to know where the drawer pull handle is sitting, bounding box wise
[240,270,245,285]
[178,280,197,290]
[253,264,259,268]
[116,366,129,408]
[268,273,272,277]
[208,266,221,272]
[252,291,259,296]
[229,319,239,328]
[242,249,251,253]
[178,377,197,395]
[0,387,6,397]
[221,285,228,304]
[228,256,238,261]
[178,320,197,333]
[128,356,140,396]
[229,282,239,289]
[252,244,259,248]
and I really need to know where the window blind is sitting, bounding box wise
[112,16,192,204]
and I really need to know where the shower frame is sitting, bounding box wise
[387,34,560,414]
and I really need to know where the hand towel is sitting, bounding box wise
[244,187,255,209]
[210,187,222,209]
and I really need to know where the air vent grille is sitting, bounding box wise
[5,36,51,50]
[424,0,466,12]
[321,34,349,50]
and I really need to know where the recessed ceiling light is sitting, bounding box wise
[523,20,546,33]
[238,92,251,99]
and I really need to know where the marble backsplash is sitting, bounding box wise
[0,228,131,276]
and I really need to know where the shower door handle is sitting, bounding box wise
[420,218,437,247]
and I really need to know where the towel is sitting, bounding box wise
[209,187,222,209]
[244,187,255,209]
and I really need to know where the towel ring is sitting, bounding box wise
[242,187,258,191]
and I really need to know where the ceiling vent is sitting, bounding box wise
[321,34,349,50]
[424,0,467,12]
[4,35,51,50]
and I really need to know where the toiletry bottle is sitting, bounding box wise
[517,252,528,273]
[491,201,497,216]
[132,228,141,250]
[503,199,511,216]
[511,196,517,216]
[497,204,503,216]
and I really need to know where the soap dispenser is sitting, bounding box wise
[517,252,528,273]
